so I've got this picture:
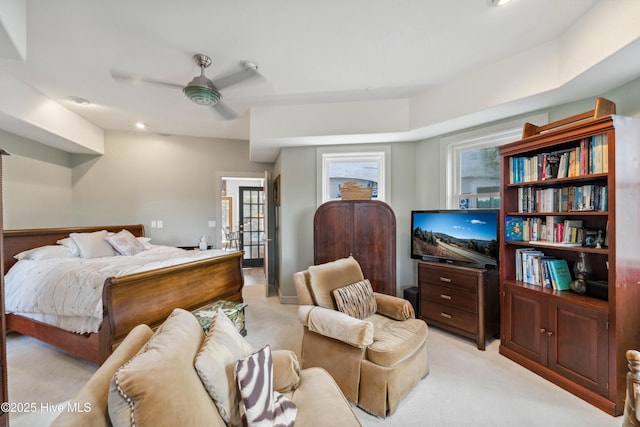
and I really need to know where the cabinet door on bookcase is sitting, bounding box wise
[502,285,548,365]
[547,299,609,396]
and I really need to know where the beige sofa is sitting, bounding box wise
[52,308,361,427]
[293,256,429,417]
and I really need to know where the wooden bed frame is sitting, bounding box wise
[3,224,244,364]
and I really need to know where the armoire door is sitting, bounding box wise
[314,200,395,295]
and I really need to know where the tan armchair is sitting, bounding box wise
[624,350,640,427]
[293,256,429,417]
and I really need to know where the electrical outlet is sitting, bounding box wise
[208,221,216,228]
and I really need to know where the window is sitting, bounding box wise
[442,114,548,209]
[319,148,389,204]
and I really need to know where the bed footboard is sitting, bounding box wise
[99,250,244,362]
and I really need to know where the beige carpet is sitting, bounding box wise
[7,278,621,426]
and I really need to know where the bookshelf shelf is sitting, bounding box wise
[498,104,640,416]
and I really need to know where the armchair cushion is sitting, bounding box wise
[302,306,373,348]
[308,257,364,310]
[333,279,377,320]
[366,314,428,367]
[374,292,415,321]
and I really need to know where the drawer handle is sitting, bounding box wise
[440,294,452,300]
[440,312,452,319]
[439,277,452,283]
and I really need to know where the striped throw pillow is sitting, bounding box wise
[333,279,377,319]
[236,345,297,427]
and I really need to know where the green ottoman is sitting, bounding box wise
[193,300,248,336]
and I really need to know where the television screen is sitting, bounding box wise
[411,210,499,268]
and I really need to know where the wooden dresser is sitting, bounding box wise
[418,261,499,350]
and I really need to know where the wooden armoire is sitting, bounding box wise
[314,200,396,296]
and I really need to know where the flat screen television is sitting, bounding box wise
[411,209,499,268]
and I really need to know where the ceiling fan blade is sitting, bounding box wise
[211,101,239,120]
[110,70,184,90]
[212,67,260,90]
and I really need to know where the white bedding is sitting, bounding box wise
[4,245,231,334]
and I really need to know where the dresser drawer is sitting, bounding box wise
[421,284,477,313]
[418,264,478,293]
[422,301,478,334]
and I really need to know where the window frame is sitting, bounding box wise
[441,114,548,209]
[318,147,390,205]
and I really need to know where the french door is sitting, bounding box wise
[238,186,265,267]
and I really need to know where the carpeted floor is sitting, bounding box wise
[7,271,622,426]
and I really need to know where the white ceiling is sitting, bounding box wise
[0,0,639,162]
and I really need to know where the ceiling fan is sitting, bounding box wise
[111,53,261,120]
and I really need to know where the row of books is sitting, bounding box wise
[509,134,608,184]
[505,216,583,245]
[516,184,608,213]
[515,247,572,290]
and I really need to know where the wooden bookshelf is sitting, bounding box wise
[498,105,640,416]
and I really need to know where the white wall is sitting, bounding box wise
[1,129,72,228]
[70,131,272,247]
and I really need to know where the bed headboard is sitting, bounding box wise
[3,224,145,273]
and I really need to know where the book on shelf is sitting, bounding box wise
[562,219,583,244]
[547,259,572,291]
[505,216,524,241]
[508,134,608,183]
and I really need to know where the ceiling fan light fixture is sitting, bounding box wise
[183,77,222,106]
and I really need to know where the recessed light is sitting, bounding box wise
[487,0,513,6]
[134,122,147,130]
[68,96,91,105]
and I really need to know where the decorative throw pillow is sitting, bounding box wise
[105,229,147,256]
[69,230,117,258]
[195,309,255,426]
[236,345,297,427]
[14,245,75,260]
[333,279,377,320]
[107,308,221,427]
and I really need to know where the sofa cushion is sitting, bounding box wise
[272,350,301,393]
[195,309,255,427]
[365,315,428,367]
[107,308,223,427]
[283,367,362,427]
[308,257,364,310]
[333,279,377,320]
[236,345,297,427]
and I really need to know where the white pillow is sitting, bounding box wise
[69,230,117,258]
[56,237,81,257]
[105,229,147,256]
[137,236,152,249]
[14,245,75,261]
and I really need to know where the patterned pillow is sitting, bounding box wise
[236,345,297,427]
[105,229,147,256]
[333,279,377,320]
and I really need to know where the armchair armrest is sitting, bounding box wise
[298,305,373,348]
[374,292,415,320]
